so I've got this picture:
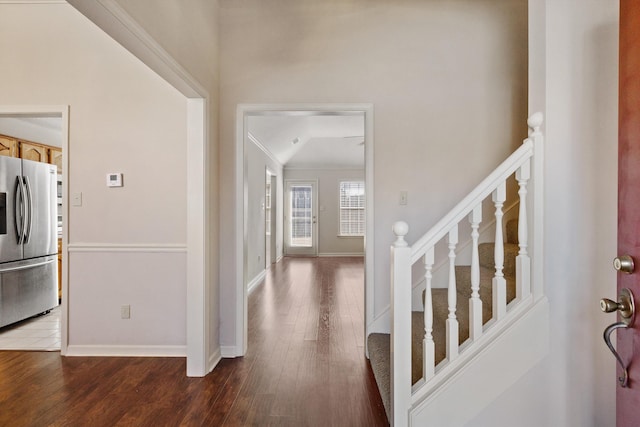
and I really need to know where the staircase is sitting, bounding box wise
[368,113,549,426]
[368,221,519,419]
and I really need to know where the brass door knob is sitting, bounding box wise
[614,255,635,273]
[600,288,635,326]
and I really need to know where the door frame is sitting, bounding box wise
[284,179,319,256]
[0,105,69,354]
[235,104,374,356]
[265,168,277,267]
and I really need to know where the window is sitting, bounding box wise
[339,181,365,236]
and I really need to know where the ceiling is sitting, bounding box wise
[247,113,365,169]
[0,116,63,148]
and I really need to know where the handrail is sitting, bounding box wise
[410,140,533,264]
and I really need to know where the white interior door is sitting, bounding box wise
[284,180,317,256]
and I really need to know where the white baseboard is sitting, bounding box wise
[207,347,222,373]
[247,270,266,294]
[367,305,391,335]
[318,252,365,257]
[65,344,186,357]
[220,345,239,358]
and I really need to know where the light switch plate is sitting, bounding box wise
[400,190,408,205]
[121,304,130,319]
[72,192,82,207]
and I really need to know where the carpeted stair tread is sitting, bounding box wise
[412,265,516,384]
[478,242,519,276]
[368,332,391,421]
[506,218,518,244]
[368,218,521,418]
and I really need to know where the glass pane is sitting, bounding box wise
[290,185,312,247]
[339,181,365,236]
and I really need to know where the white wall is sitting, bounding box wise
[218,0,528,347]
[468,1,619,425]
[113,0,219,94]
[104,0,222,364]
[0,3,189,351]
[246,139,284,283]
[284,168,364,256]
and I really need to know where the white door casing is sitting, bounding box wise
[235,104,374,357]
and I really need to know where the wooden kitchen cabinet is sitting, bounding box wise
[0,135,18,158]
[49,147,62,174]
[0,133,61,169]
[20,141,48,163]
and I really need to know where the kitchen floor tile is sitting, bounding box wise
[0,306,61,351]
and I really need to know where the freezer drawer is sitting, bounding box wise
[0,255,57,328]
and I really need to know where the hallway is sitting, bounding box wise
[0,257,387,426]
[239,256,387,425]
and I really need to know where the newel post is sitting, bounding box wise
[391,221,411,427]
[527,112,544,301]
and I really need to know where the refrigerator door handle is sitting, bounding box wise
[23,176,33,244]
[14,176,25,245]
[0,257,56,273]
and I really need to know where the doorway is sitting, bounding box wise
[235,104,374,357]
[284,180,318,256]
[0,106,68,353]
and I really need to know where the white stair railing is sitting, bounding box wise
[422,247,435,381]
[492,182,507,321]
[390,113,544,426]
[469,205,482,341]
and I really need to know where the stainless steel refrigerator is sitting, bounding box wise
[0,156,58,328]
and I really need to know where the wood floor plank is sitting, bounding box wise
[0,257,388,426]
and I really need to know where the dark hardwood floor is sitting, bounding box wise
[0,257,388,426]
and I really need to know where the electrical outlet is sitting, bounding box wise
[121,305,130,319]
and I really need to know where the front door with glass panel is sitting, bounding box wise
[284,180,317,256]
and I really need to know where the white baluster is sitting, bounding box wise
[446,225,459,361]
[516,159,531,300]
[423,248,435,381]
[390,221,411,427]
[492,183,507,320]
[468,205,483,341]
